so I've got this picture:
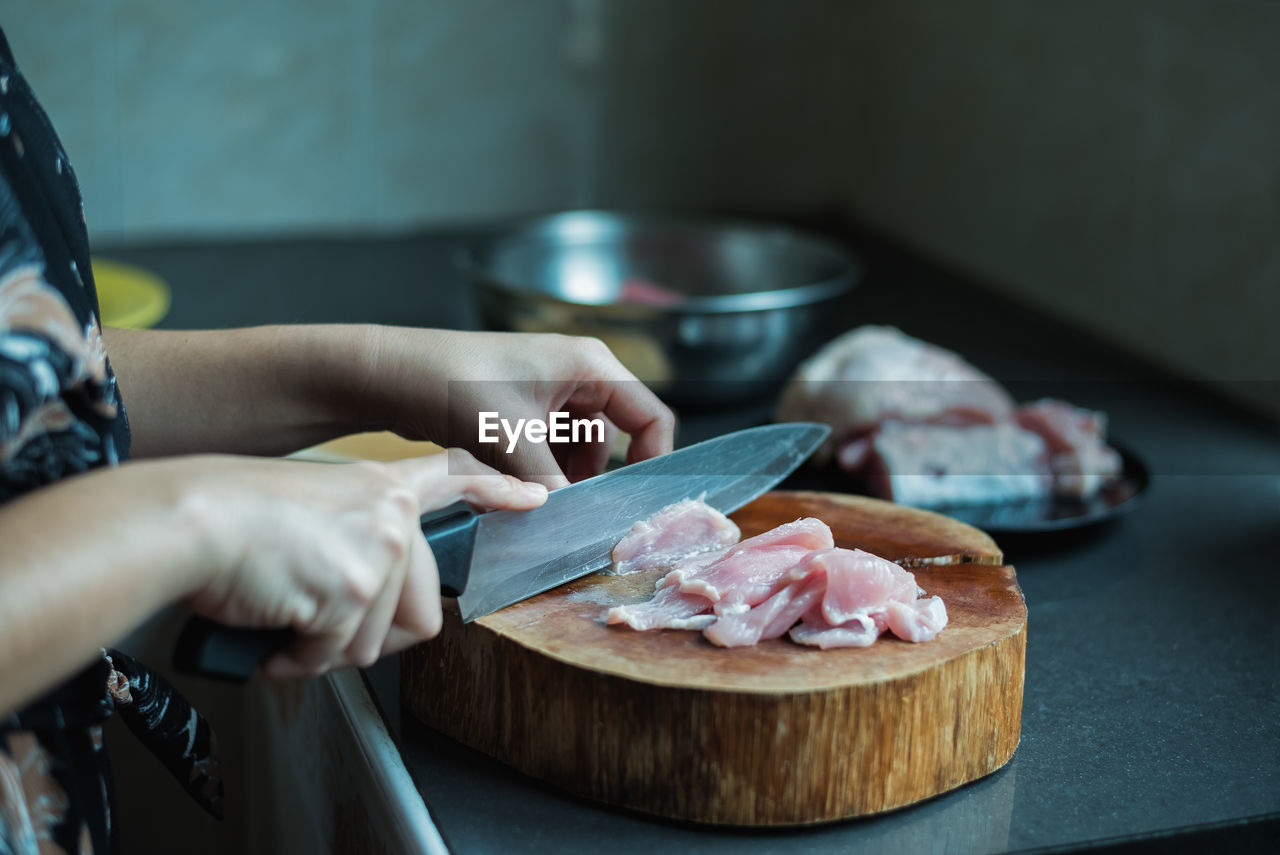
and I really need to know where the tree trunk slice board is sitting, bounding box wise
[402,490,1026,826]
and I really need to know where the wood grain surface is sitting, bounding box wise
[403,490,1026,825]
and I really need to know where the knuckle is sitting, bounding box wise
[350,642,381,669]
[384,487,419,521]
[343,566,383,607]
[445,446,480,473]
[380,524,409,564]
[419,610,443,640]
[579,335,612,358]
[402,608,443,640]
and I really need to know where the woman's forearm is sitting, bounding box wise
[103,325,380,458]
[0,460,217,714]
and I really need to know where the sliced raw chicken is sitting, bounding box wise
[605,511,946,651]
[1016,398,1122,499]
[804,546,920,625]
[703,570,827,648]
[656,517,833,611]
[607,518,833,633]
[606,584,718,631]
[705,547,947,649]
[788,616,881,649]
[665,545,814,616]
[882,596,948,643]
[605,550,725,630]
[609,497,740,574]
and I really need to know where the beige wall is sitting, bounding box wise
[4,0,1278,412]
[842,1,1280,411]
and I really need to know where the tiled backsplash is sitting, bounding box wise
[5,0,1277,413]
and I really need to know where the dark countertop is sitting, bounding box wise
[106,223,1280,853]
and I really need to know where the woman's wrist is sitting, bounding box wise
[337,324,453,439]
[268,323,377,437]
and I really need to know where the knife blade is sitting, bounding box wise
[174,422,829,680]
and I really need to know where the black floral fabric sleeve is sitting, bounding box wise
[0,25,220,855]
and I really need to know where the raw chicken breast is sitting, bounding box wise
[664,545,814,615]
[657,517,834,611]
[705,547,948,649]
[610,497,740,574]
[1016,399,1122,499]
[606,550,725,630]
[805,547,920,625]
[788,617,881,649]
[703,571,827,648]
[606,585,718,631]
[882,597,948,643]
[608,519,833,632]
[605,514,946,652]
[840,420,1052,508]
[776,325,1015,462]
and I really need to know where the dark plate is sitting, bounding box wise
[935,443,1150,535]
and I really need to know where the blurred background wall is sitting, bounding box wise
[5,0,1278,412]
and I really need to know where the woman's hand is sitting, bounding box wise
[106,326,674,487]
[1,449,543,711]
[359,329,676,488]
[182,449,546,677]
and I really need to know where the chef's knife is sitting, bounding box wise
[174,422,830,681]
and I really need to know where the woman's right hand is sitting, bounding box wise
[180,449,547,678]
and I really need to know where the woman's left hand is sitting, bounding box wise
[356,328,675,488]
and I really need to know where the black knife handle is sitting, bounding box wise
[425,506,480,597]
[172,507,480,682]
[173,617,293,682]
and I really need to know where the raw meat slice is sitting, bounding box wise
[606,584,717,631]
[704,547,944,649]
[1015,398,1122,499]
[840,420,1052,508]
[609,497,740,574]
[605,516,947,652]
[657,517,833,613]
[882,596,948,643]
[804,547,920,624]
[703,571,826,648]
[776,325,1015,462]
[605,550,724,630]
[788,616,880,649]
[667,545,814,615]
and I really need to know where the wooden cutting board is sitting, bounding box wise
[402,490,1026,826]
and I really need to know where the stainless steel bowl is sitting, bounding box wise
[464,210,860,407]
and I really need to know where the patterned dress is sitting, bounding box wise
[0,28,220,854]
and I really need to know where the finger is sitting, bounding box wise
[561,412,617,483]
[384,529,443,653]
[260,544,377,677]
[380,625,421,656]
[260,623,359,679]
[564,379,674,466]
[343,537,409,668]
